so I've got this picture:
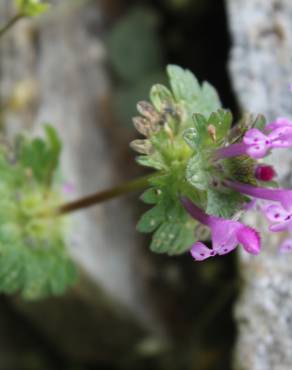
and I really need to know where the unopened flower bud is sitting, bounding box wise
[130,139,153,155]
[255,164,276,182]
[132,117,154,137]
[136,101,161,123]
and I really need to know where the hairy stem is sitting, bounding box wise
[0,14,25,39]
[56,174,154,216]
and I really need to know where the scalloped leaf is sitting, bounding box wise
[167,65,221,117]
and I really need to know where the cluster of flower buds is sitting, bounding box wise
[130,98,181,155]
[130,101,162,155]
[182,117,292,260]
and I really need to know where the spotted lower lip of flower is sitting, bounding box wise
[279,238,292,254]
[265,117,292,131]
[243,127,292,158]
[263,204,292,232]
[215,126,292,160]
[226,181,292,211]
[181,197,261,261]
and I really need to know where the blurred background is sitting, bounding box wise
[0,0,240,369]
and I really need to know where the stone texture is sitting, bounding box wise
[226,1,292,369]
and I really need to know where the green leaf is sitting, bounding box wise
[140,188,162,204]
[150,206,195,255]
[201,82,221,115]
[137,203,165,233]
[206,188,246,218]
[186,153,210,191]
[21,248,76,300]
[136,154,167,170]
[167,65,221,117]
[139,182,198,255]
[19,124,61,185]
[183,110,232,150]
[167,65,200,103]
[44,124,62,161]
[16,0,49,17]
[253,114,266,131]
[207,109,233,143]
[189,113,208,148]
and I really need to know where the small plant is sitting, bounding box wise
[0,126,76,299]
[131,66,292,259]
[1,4,292,299]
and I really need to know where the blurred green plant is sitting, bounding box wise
[0,0,49,38]
[0,126,76,299]
[15,0,49,17]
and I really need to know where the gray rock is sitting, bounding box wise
[226,1,292,369]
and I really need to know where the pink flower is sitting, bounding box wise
[279,238,292,254]
[265,117,292,131]
[181,197,261,261]
[215,126,292,160]
[243,127,292,159]
[226,181,292,211]
[263,204,292,232]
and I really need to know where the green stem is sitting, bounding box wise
[56,174,153,216]
[0,14,25,39]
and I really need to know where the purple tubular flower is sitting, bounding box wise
[190,242,216,261]
[265,117,292,131]
[263,204,292,232]
[226,181,292,211]
[243,127,292,158]
[215,126,292,160]
[181,197,261,261]
[279,238,292,254]
[215,142,248,159]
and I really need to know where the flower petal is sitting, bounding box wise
[269,126,292,147]
[243,128,267,145]
[216,243,237,255]
[236,226,261,255]
[246,142,268,159]
[190,242,215,261]
[277,191,292,211]
[278,239,292,254]
[210,219,239,252]
[225,181,292,211]
[269,221,292,232]
[265,117,292,131]
[263,204,290,222]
